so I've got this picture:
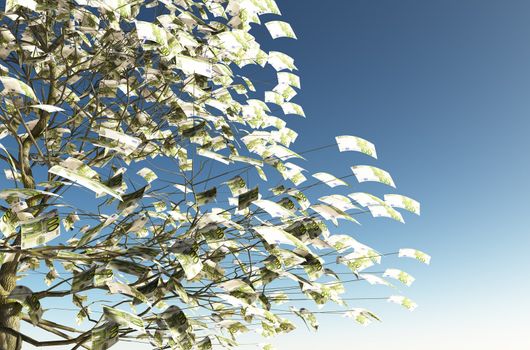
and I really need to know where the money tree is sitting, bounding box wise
[0,0,429,349]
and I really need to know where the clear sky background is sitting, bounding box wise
[23,0,530,349]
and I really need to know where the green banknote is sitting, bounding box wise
[20,210,60,249]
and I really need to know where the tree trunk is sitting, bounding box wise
[0,260,22,350]
[0,126,34,348]
[0,304,21,350]
[0,45,55,350]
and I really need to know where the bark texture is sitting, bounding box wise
[0,260,21,350]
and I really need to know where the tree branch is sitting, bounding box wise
[0,326,91,347]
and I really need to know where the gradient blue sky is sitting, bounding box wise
[24,0,530,349]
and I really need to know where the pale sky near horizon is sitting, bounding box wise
[19,0,530,349]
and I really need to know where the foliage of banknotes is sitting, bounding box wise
[20,210,60,249]
[0,209,18,236]
[0,0,428,348]
[49,162,122,200]
[91,322,119,350]
[103,306,145,332]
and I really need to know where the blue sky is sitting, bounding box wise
[22,0,530,349]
